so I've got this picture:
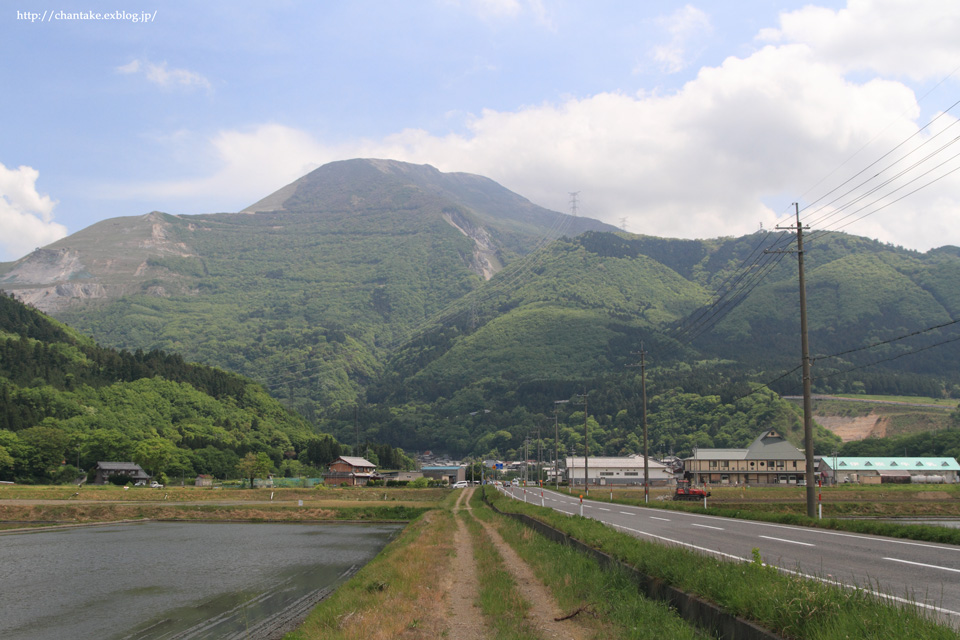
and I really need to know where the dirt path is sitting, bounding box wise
[461,489,592,640]
[443,488,487,640]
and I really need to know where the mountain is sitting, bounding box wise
[0,292,342,484]
[0,159,615,422]
[2,159,959,459]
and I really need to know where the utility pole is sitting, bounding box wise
[629,347,650,503]
[580,390,589,494]
[641,347,649,504]
[537,426,542,484]
[554,408,560,490]
[773,204,816,517]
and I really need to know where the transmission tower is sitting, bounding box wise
[569,191,580,217]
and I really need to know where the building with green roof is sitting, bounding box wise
[820,457,959,484]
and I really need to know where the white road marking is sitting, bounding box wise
[691,523,724,531]
[650,516,671,522]
[607,523,960,621]
[883,557,960,574]
[620,511,634,515]
[759,535,815,547]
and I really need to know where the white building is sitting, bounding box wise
[820,457,960,484]
[565,456,674,486]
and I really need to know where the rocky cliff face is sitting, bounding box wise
[1,211,198,312]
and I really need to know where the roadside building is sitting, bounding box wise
[323,456,378,486]
[564,456,674,486]
[93,461,151,485]
[683,429,806,486]
[420,465,466,485]
[820,457,960,484]
[379,471,424,484]
[194,474,213,487]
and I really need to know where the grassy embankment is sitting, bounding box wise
[284,493,460,640]
[289,487,705,640]
[485,487,959,640]
[466,487,703,640]
[459,505,540,640]
[0,485,444,530]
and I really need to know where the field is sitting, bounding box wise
[0,484,447,530]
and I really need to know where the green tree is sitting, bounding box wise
[133,437,177,479]
[0,444,14,477]
[19,425,69,480]
[237,451,272,488]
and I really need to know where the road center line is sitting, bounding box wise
[883,557,960,574]
[691,523,724,530]
[598,507,611,511]
[759,535,815,547]
[650,516,671,522]
[620,511,634,515]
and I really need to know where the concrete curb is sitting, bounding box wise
[486,494,784,640]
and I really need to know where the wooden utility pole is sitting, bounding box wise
[641,347,649,504]
[773,204,816,517]
[554,410,560,490]
[629,348,650,503]
[583,391,589,494]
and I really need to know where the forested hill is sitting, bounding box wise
[0,292,343,484]
[3,159,960,460]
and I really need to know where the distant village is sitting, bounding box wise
[93,429,960,489]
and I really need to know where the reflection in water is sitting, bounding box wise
[0,522,401,640]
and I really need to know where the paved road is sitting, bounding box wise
[500,485,960,628]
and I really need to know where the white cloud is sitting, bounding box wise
[760,0,960,81]
[651,5,712,74]
[123,2,960,251]
[111,124,339,207]
[116,59,212,91]
[0,163,68,260]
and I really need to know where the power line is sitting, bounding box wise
[815,317,960,363]
[817,333,960,381]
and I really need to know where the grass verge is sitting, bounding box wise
[460,509,540,639]
[485,487,958,640]
[470,488,703,640]
[284,509,455,640]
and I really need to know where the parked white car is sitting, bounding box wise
[452,480,469,488]
[150,481,164,489]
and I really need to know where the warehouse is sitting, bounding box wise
[819,457,960,484]
[565,456,674,486]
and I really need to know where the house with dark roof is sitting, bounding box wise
[322,456,378,486]
[683,429,806,486]
[93,461,151,485]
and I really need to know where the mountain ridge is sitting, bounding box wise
[2,159,960,455]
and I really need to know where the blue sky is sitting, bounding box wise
[3,0,960,261]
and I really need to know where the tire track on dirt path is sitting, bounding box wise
[445,487,487,640]
[469,496,593,640]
